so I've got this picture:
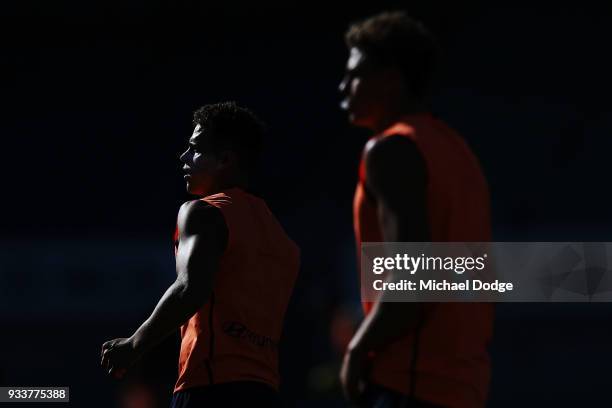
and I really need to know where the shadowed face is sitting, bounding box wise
[338,47,405,130]
[179,124,222,196]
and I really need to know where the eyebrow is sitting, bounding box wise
[189,135,202,146]
[190,127,204,145]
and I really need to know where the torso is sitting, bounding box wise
[174,188,300,393]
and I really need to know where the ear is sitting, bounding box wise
[216,150,238,170]
[384,65,405,90]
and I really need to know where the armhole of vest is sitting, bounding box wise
[200,198,233,258]
[206,291,216,385]
[219,208,232,258]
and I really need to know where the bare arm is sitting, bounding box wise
[349,135,429,355]
[101,200,227,376]
[131,200,228,352]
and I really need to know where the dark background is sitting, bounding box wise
[1,1,612,407]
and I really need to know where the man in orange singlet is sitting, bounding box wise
[100,102,299,407]
[338,12,494,408]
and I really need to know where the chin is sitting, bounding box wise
[345,106,370,127]
[349,114,373,129]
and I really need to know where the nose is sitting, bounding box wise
[179,149,189,163]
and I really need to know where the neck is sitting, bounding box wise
[206,173,248,196]
[371,99,428,133]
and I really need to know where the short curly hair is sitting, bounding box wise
[192,101,265,172]
[345,11,438,100]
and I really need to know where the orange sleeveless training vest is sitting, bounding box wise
[354,113,493,408]
[173,188,300,393]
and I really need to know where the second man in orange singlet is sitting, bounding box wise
[338,12,494,408]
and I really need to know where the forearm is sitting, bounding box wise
[131,279,208,354]
[348,301,421,355]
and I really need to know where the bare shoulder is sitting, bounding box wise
[365,134,426,180]
[177,200,227,238]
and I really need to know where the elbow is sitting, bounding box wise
[176,279,210,307]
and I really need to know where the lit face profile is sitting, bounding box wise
[338,47,405,129]
[179,124,223,196]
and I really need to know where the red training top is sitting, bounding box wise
[174,188,300,393]
[354,113,493,408]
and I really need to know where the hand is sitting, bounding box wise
[340,346,368,405]
[100,337,141,379]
